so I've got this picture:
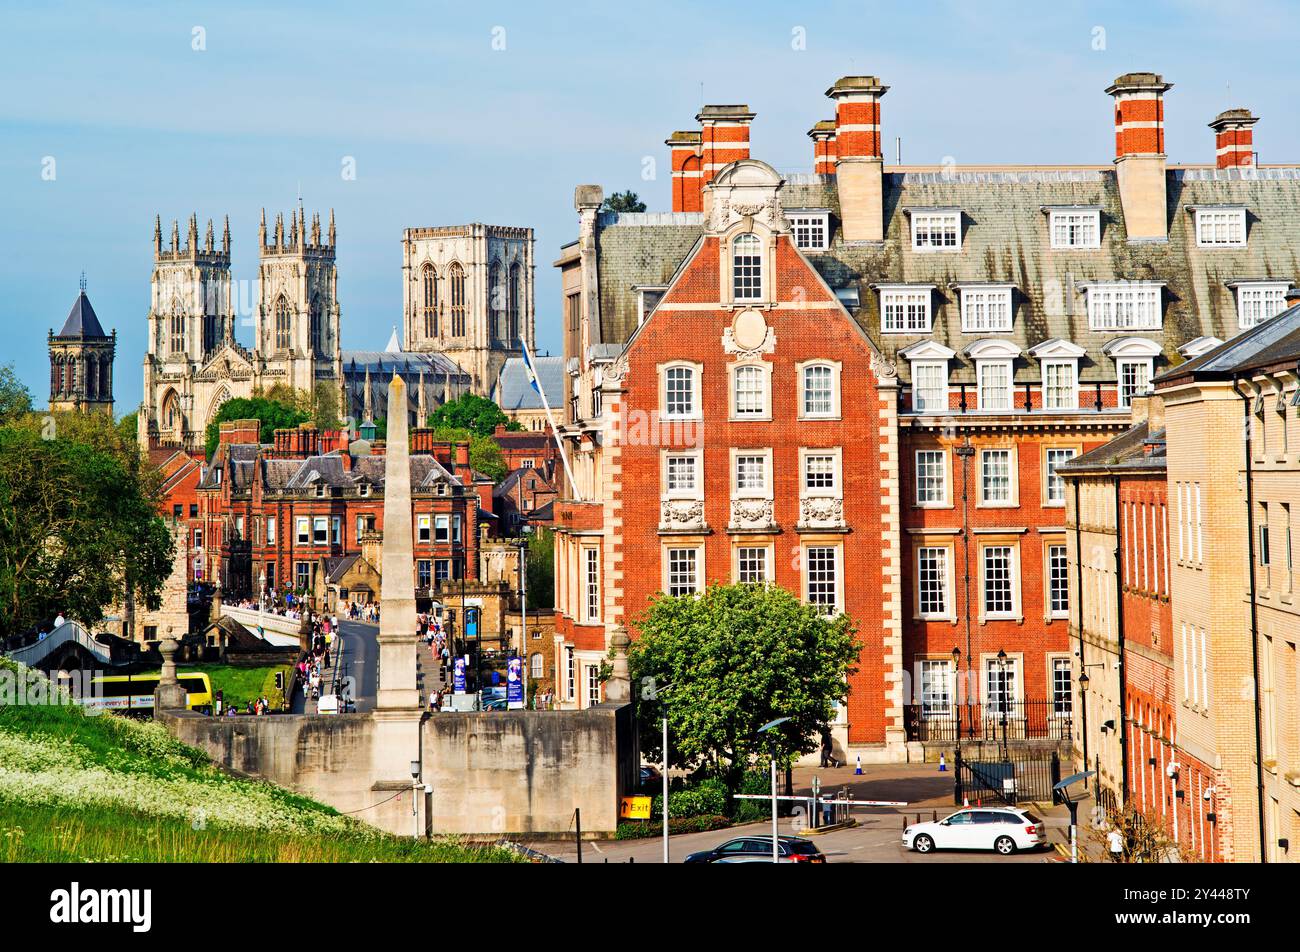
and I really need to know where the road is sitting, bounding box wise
[289,620,380,714]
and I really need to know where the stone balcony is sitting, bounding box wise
[796,494,846,531]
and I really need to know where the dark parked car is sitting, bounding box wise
[639,765,662,789]
[684,835,826,864]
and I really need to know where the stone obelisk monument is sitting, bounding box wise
[375,373,420,710]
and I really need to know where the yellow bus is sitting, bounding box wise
[84,672,213,714]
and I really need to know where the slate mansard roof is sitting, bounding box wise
[494,354,565,411]
[198,447,464,493]
[588,167,1300,386]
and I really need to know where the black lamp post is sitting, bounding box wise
[951,646,962,745]
[1079,671,1091,792]
[996,648,1009,762]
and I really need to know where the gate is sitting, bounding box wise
[954,749,1061,806]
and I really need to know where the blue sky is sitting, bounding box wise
[3,0,1298,412]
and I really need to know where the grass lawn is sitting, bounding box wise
[0,660,523,863]
[185,663,292,710]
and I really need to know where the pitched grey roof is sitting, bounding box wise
[1156,303,1300,381]
[56,291,108,338]
[590,167,1300,386]
[1057,419,1166,475]
[495,355,564,411]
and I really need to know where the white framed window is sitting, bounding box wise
[1085,283,1163,331]
[977,360,1013,411]
[960,286,1014,332]
[789,212,829,251]
[434,514,450,543]
[984,656,1021,715]
[666,548,700,597]
[733,451,770,497]
[1049,208,1101,249]
[804,545,841,615]
[1042,360,1077,410]
[731,363,769,418]
[732,233,763,301]
[915,449,949,506]
[585,664,602,707]
[530,653,544,679]
[982,546,1017,618]
[296,516,310,545]
[663,452,701,498]
[979,448,1016,506]
[912,361,948,412]
[803,451,839,493]
[1051,657,1073,716]
[1194,207,1246,247]
[661,363,700,419]
[566,646,576,701]
[919,659,954,717]
[1044,447,1076,506]
[1048,544,1069,617]
[312,516,328,545]
[266,517,276,544]
[911,210,961,251]
[1117,359,1153,407]
[417,514,431,543]
[917,547,950,618]
[736,546,771,584]
[799,361,840,418]
[1235,282,1288,329]
[583,547,600,623]
[880,287,933,333]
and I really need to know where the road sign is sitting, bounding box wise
[620,796,652,820]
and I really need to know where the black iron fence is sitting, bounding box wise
[954,750,1063,806]
[904,700,1073,744]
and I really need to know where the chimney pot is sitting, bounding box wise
[1209,108,1259,169]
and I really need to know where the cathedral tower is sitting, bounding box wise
[49,276,115,414]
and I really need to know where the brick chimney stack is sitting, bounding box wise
[809,119,838,175]
[1106,72,1173,241]
[827,76,888,242]
[1209,108,1258,169]
[697,105,754,189]
[666,130,704,212]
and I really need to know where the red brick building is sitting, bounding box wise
[195,419,487,612]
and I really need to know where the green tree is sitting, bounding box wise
[428,393,519,438]
[601,191,647,213]
[0,426,173,633]
[204,396,310,458]
[524,527,554,609]
[629,584,860,796]
[0,364,33,423]
[310,382,342,431]
[115,411,138,449]
[429,425,507,482]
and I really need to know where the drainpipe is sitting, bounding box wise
[1112,475,1129,808]
[956,437,976,727]
[1073,480,1090,787]
[1235,375,1269,863]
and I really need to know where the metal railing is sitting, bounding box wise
[904,700,1073,744]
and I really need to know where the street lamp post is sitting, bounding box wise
[410,760,421,839]
[951,646,962,747]
[758,716,793,864]
[996,648,1009,762]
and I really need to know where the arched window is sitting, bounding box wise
[163,390,181,433]
[421,264,438,338]
[802,363,836,417]
[733,364,766,416]
[275,295,292,351]
[488,260,503,341]
[50,358,58,398]
[732,233,762,301]
[86,355,97,398]
[169,303,185,354]
[100,355,112,399]
[508,262,521,344]
[309,294,323,355]
[663,365,697,418]
[449,263,466,337]
[530,652,544,679]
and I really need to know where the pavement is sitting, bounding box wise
[521,761,1102,864]
[289,620,379,714]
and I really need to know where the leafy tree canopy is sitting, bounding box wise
[601,191,647,213]
[116,411,138,449]
[429,425,507,482]
[524,526,554,609]
[0,426,173,633]
[428,393,519,438]
[0,363,33,424]
[204,395,310,458]
[629,583,860,794]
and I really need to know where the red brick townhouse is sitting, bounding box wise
[195,418,488,610]
[552,72,1300,761]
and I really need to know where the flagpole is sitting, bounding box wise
[520,337,582,502]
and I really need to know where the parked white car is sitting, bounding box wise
[903,807,1046,855]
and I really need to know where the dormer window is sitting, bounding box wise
[1194,206,1246,248]
[966,339,1022,412]
[789,211,830,251]
[956,284,1014,333]
[1084,282,1163,331]
[1047,207,1101,249]
[910,209,961,251]
[1103,337,1162,409]
[1029,339,1086,412]
[1232,281,1288,329]
[899,340,956,415]
[358,483,370,497]
[315,483,326,498]
[732,233,763,301]
[878,285,934,334]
